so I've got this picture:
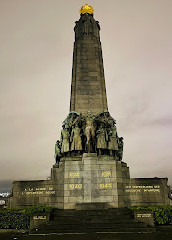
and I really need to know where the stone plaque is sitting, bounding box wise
[134,210,154,227]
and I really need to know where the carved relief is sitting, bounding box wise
[55,110,124,161]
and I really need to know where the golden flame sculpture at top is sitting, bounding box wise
[80,3,94,15]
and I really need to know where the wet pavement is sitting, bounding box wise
[0,230,172,240]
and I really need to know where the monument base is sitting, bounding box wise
[51,153,130,209]
[8,154,170,209]
[30,208,156,234]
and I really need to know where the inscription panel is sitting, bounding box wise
[102,171,111,177]
[134,211,154,226]
[33,216,47,220]
[125,185,160,193]
[100,183,112,190]
[22,187,55,195]
[69,184,82,190]
[136,213,152,218]
[100,171,112,190]
[69,172,80,178]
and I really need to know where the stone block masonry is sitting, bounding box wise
[70,13,108,115]
[8,154,170,209]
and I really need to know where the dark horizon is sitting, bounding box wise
[0,180,12,192]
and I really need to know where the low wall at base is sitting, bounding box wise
[8,154,170,209]
[124,178,170,206]
[8,179,64,209]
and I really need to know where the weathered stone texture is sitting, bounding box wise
[70,14,108,115]
[9,154,129,208]
[9,153,170,209]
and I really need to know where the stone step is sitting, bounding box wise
[53,209,132,217]
[51,218,137,224]
[37,222,148,230]
[53,214,131,221]
[30,208,156,235]
[54,207,131,213]
[31,227,155,234]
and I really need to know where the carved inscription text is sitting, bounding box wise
[69,172,80,178]
[136,214,152,218]
[100,183,112,190]
[125,185,160,193]
[22,187,55,195]
[70,184,82,190]
[102,171,111,177]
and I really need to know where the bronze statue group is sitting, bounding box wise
[55,111,123,165]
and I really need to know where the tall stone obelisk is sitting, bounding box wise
[70,5,108,115]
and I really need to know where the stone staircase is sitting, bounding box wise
[30,208,156,234]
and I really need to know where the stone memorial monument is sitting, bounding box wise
[8,4,170,209]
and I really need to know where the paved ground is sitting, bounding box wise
[1,229,172,240]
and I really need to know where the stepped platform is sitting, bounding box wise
[30,208,156,234]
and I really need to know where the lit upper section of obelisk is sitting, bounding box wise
[70,4,108,115]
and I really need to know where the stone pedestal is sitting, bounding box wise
[8,155,170,209]
[51,153,130,209]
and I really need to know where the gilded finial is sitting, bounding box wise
[80,3,94,15]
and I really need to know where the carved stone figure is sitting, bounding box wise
[108,124,118,156]
[63,111,81,128]
[60,125,70,155]
[59,111,123,157]
[84,111,96,153]
[104,111,116,130]
[95,110,116,131]
[96,125,108,155]
[54,140,61,166]
[70,123,82,152]
[117,137,124,161]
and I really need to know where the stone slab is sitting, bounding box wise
[134,210,154,227]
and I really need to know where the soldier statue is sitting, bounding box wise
[60,124,70,157]
[63,111,81,128]
[70,123,82,154]
[54,140,61,167]
[84,111,96,153]
[108,123,119,156]
[103,110,115,127]
[117,137,124,161]
[96,125,108,155]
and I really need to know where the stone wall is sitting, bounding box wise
[124,178,170,206]
[9,179,63,209]
[8,155,170,209]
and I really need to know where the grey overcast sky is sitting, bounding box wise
[0,0,172,185]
